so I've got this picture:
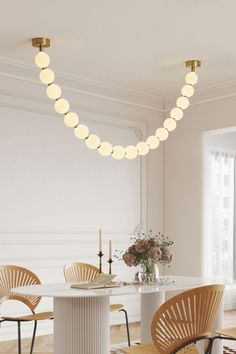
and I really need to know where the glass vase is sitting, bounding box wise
[142,263,159,284]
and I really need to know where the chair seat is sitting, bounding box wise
[122,344,160,354]
[216,327,236,339]
[110,303,124,312]
[122,343,199,354]
[2,311,53,322]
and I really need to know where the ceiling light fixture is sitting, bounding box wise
[32,37,201,160]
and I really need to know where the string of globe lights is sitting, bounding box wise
[32,38,201,160]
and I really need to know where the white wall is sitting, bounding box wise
[0,58,164,340]
[164,94,236,277]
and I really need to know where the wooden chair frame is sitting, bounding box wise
[0,265,53,354]
[64,262,131,346]
[122,284,224,354]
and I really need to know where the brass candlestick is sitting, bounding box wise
[98,251,104,273]
[107,258,113,275]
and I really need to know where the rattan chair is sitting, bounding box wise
[0,265,53,354]
[122,284,224,354]
[64,262,131,346]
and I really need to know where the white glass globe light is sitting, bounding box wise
[35,52,50,68]
[164,118,177,132]
[64,112,79,128]
[35,53,201,159]
[54,99,70,114]
[47,84,62,100]
[136,142,149,156]
[176,96,189,110]
[74,124,89,139]
[125,145,138,159]
[98,142,112,157]
[170,107,184,121]
[85,134,100,149]
[39,69,55,84]
[112,145,125,160]
[185,71,198,85]
[146,135,160,149]
[155,127,169,141]
[181,84,194,97]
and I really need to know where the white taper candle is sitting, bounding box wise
[109,240,112,259]
[99,226,102,252]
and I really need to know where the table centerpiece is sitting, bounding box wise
[120,230,173,283]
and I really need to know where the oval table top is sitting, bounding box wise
[13,275,220,298]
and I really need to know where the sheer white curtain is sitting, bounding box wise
[210,151,235,284]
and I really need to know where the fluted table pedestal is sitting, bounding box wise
[54,296,110,354]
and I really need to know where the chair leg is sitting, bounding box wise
[119,309,131,346]
[30,321,37,354]
[205,338,213,354]
[17,321,21,354]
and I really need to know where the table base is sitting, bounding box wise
[140,291,165,343]
[54,296,110,354]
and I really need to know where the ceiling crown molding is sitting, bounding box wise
[164,79,236,111]
[0,54,164,112]
[1,54,236,114]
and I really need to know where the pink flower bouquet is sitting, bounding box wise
[121,230,173,273]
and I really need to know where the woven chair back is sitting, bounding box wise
[151,284,224,354]
[0,265,41,311]
[64,262,100,282]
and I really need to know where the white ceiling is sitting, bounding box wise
[1,0,236,97]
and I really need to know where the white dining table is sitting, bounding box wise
[13,275,223,354]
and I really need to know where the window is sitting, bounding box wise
[210,152,235,282]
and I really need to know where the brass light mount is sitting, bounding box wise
[185,60,201,72]
[32,37,51,51]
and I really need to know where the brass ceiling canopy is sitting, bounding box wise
[32,37,51,50]
[31,37,202,160]
[185,60,201,72]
